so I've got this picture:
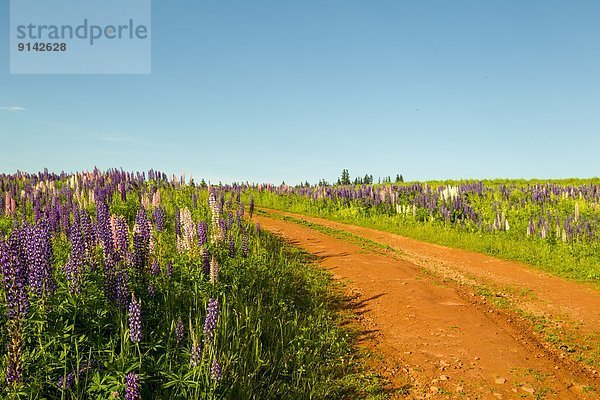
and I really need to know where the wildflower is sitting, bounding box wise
[241,228,248,258]
[25,220,55,297]
[229,237,235,257]
[125,372,141,400]
[209,256,218,284]
[133,209,150,270]
[211,359,222,381]
[129,294,142,344]
[190,341,202,367]
[175,316,185,347]
[248,197,254,219]
[58,371,76,390]
[150,260,160,275]
[153,207,165,232]
[197,221,207,246]
[202,249,210,277]
[203,298,219,342]
[64,223,85,294]
[115,268,130,309]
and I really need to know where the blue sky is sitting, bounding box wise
[1,1,599,184]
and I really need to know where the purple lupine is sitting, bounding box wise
[175,316,185,347]
[79,209,95,251]
[249,198,255,219]
[64,223,85,294]
[229,237,235,258]
[166,261,173,277]
[241,227,248,258]
[133,209,150,271]
[255,222,260,234]
[190,341,202,367]
[115,268,130,309]
[111,215,129,260]
[129,294,142,344]
[197,221,207,247]
[150,260,160,276]
[96,202,114,256]
[1,234,28,386]
[202,249,210,277]
[211,359,222,381]
[147,282,156,298]
[203,297,219,342]
[125,372,141,400]
[153,207,165,232]
[25,220,55,297]
[58,371,76,390]
[1,232,29,320]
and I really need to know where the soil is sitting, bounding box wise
[255,209,600,399]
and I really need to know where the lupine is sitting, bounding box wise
[211,359,222,381]
[203,297,219,341]
[153,207,165,232]
[209,192,224,243]
[129,294,142,344]
[197,221,207,246]
[96,202,114,256]
[58,371,76,390]
[166,261,173,277]
[152,189,161,208]
[241,227,249,257]
[209,256,218,284]
[177,207,196,252]
[150,260,160,275]
[26,220,55,297]
[175,316,185,346]
[133,209,150,270]
[64,223,85,294]
[190,341,202,367]
[202,249,210,277]
[229,237,235,257]
[111,215,129,259]
[125,372,141,400]
[115,268,130,309]
[1,234,29,386]
[147,282,156,297]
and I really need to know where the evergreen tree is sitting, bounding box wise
[340,169,351,185]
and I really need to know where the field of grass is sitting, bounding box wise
[0,170,385,399]
[245,179,600,286]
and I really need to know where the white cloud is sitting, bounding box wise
[1,106,26,112]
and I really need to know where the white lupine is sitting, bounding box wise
[177,207,196,252]
[440,185,459,202]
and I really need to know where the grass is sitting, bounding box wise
[248,192,600,287]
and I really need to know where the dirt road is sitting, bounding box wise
[255,209,600,399]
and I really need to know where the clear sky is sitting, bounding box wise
[1,1,599,184]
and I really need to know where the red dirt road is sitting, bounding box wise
[255,210,600,399]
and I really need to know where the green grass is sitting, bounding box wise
[248,192,600,287]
